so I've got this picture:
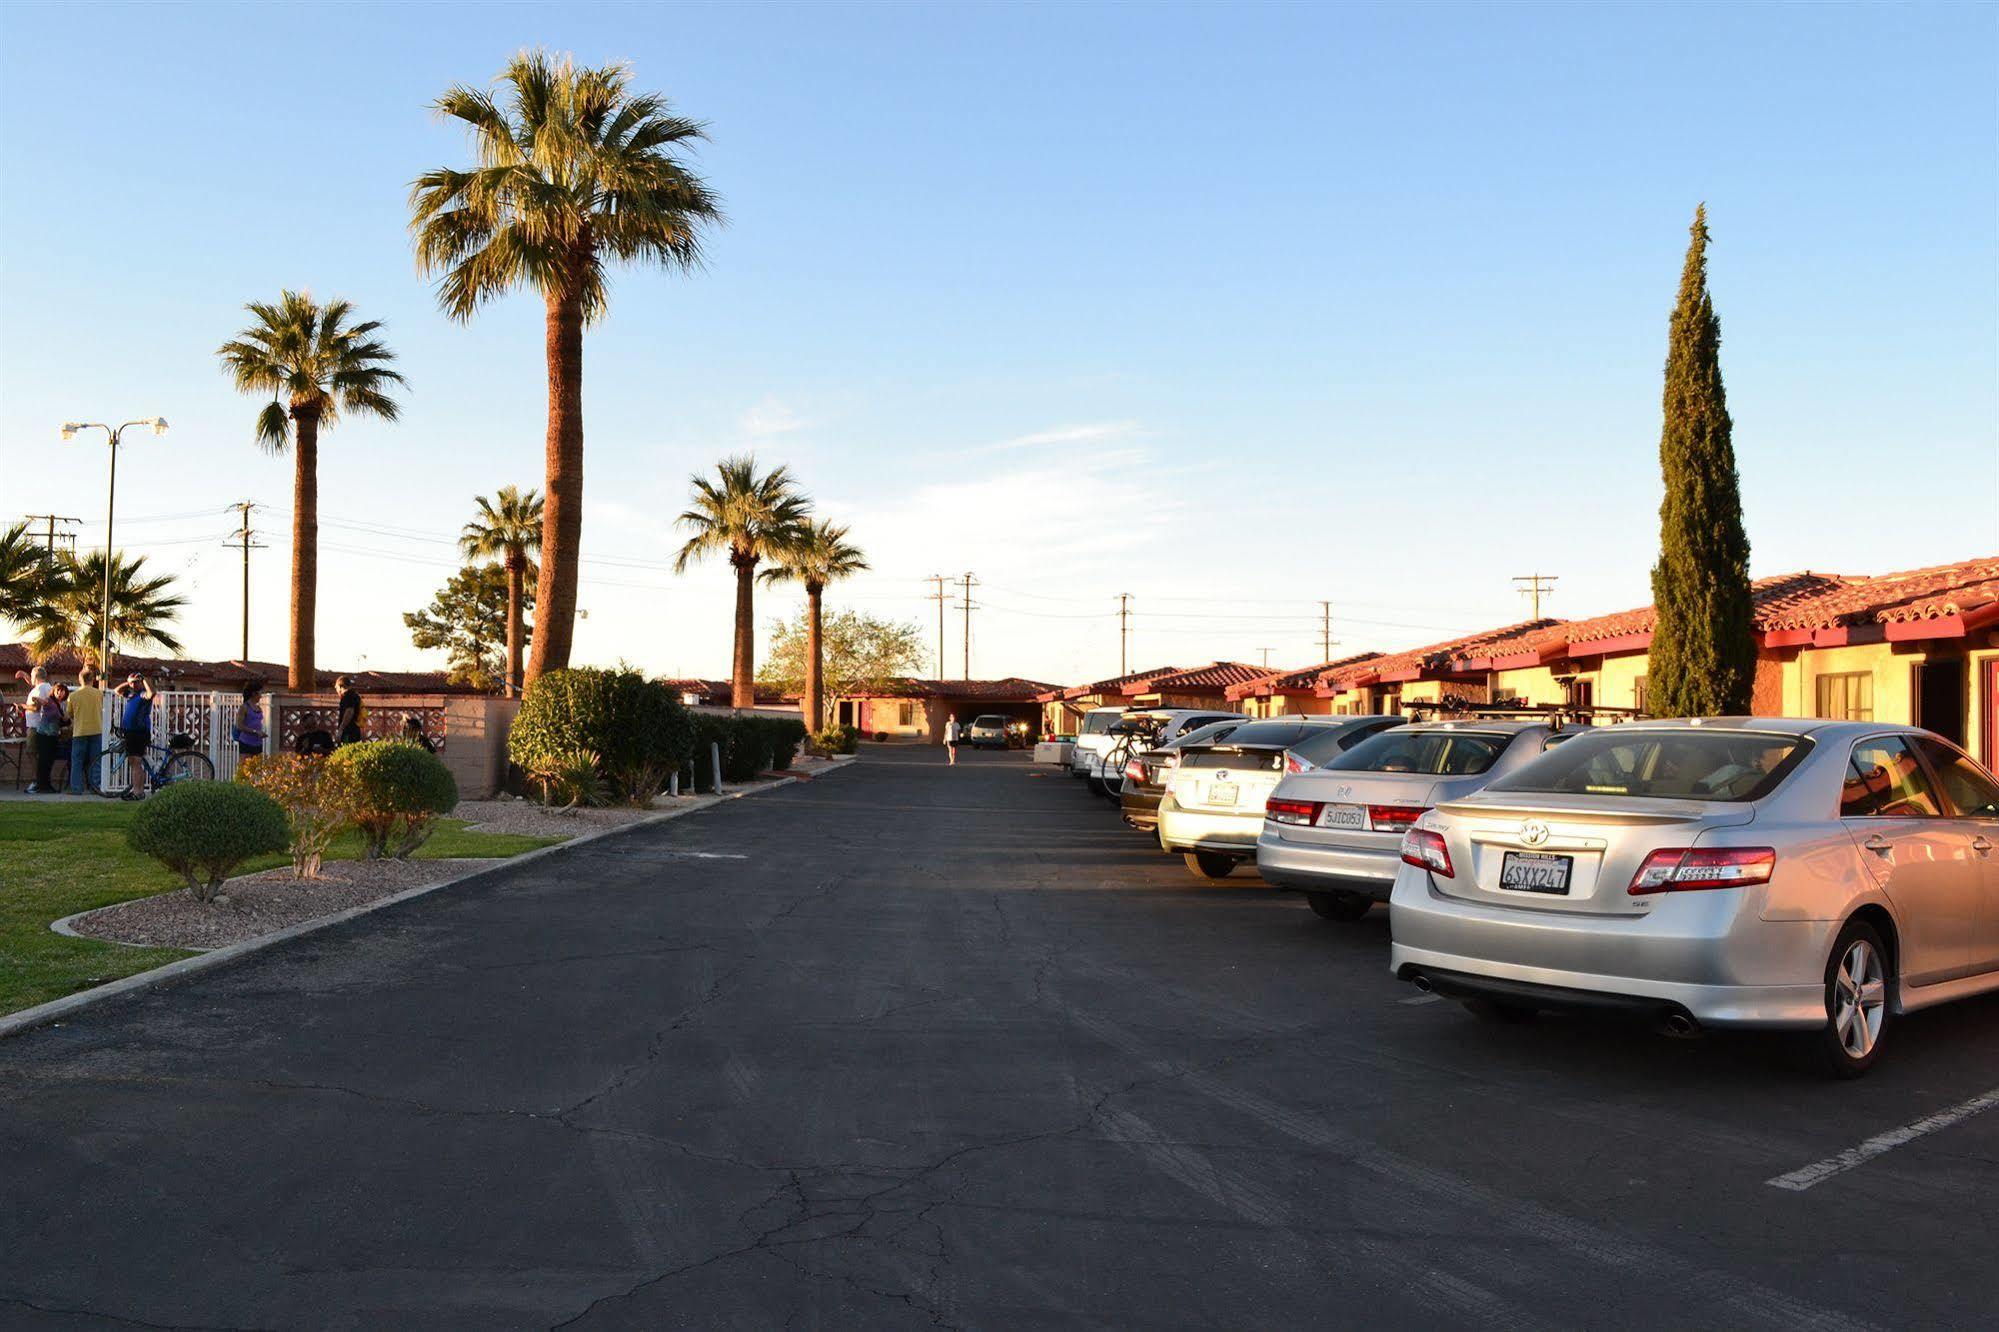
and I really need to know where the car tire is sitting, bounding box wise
[1184,851,1239,881]
[1461,997,1538,1024]
[1305,891,1372,921]
[1811,918,1890,1079]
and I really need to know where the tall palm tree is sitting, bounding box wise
[411,50,722,687]
[217,291,406,689]
[24,551,184,665]
[674,456,811,708]
[0,520,65,631]
[458,486,544,697]
[759,519,868,731]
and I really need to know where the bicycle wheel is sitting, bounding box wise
[96,748,130,798]
[160,751,216,786]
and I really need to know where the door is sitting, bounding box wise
[1917,658,1967,747]
[1841,734,1983,985]
[1910,735,1999,973]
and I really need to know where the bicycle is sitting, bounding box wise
[88,730,216,798]
[1094,718,1166,801]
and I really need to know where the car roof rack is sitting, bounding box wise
[1397,694,1650,731]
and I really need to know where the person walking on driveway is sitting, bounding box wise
[66,667,104,794]
[943,713,960,766]
[335,676,363,746]
[116,675,156,800]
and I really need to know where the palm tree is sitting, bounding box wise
[458,486,544,697]
[24,551,184,665]
[760,519,868,732]
[217,291,406,689]
[410,50,722,687]
[674,456,811,708]
[0,520,65,631]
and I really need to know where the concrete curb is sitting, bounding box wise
[4,760,853,1043]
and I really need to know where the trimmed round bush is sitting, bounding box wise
[510,668,694,804]
[128,781,288,902]
[325,739,458,859]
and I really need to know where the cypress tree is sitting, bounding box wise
[1647,205,1756,717]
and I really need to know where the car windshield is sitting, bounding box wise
[1486,729,1812,802]
[1327,729,1510,776]
[1080,712,1122,736]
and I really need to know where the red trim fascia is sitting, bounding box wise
[1885,614,1966,643]
[1567,630,1653,659]
[1760,629,1815,648]
[1376,668,1423,683]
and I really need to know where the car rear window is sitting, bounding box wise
[1180,748,1284,772]
[1080,712,1122,735]
[1194,721,1314,749]
[1288,721,1398,765]
[1327,729,1509,776]
[1487,730,1811,802]
[1169,721,1244,749]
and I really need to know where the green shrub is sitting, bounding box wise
[718,717,767,783]
[236,752,358,880]
[806,724,858,757]
[509,668,694,805]
[687,714,730,792]
[128,782,289,902]
[760,716,808,771]
[523,745,607,809]
[325,740,458,859]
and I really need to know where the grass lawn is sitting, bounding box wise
[0,801,564,1019]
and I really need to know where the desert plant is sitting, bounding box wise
[324,740,458,859]
[509,667,694,804]
[526,744,608,808]
[236,752,357,879]
[127,782,289,902]
[806,724,857,757]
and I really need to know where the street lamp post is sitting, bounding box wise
[61,417,168,675]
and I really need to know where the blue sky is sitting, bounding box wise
[2,1,1993,685]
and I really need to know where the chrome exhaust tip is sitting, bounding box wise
[1411,973,1435,995]
[1659,1012,1700,1039]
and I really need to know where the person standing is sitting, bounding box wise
[20,666,53,793]
[943,713,960,767]
[27,674,67,793]
[235,683,267,765]
[117,675,156,800]
[67,667,104,795]
[334,675,363,746]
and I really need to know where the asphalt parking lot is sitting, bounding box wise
[2,745,1995,1328]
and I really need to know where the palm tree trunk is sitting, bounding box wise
[505,556,523,698]
[527,284,584,685]
[732,558,755,709]
[804,583,824,732]
[289,410,319,690]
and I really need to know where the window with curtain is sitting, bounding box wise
[1815,672,1873,721]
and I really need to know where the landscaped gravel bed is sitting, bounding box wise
[64,858,503,951]
[451,799,671,839]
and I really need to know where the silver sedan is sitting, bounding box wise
[1388,718,1999,1077]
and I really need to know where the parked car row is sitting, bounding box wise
[1056,706,1999,1077]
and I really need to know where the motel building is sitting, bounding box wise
[831,678,1057,744]
[1037,665,1188,738]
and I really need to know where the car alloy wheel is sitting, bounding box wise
[1815,919,1890,1078]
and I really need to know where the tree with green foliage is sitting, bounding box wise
[217,291,407,689]
[0,520,68,630]
[404,563,528,692]
[23,551,184,665]
[1647,205,1756,717]
[759,608,926,704]
[458,486,543,697]
[411,50,723,687]
[675,456,812,708]
[759,519,868,732]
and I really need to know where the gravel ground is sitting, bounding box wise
[452,799,669,838]
[64,858,504,951]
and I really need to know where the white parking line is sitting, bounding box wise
[1767,1085,1999,1192]
[1400,993,1445,1006]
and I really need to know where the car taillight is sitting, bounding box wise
[1400,828,1453,877]
[1265,797,1322,826]
[1283,752,1312,774]
[1628,847,1775,895]
[1367,804,1429,833]
[1125,760,1147,783]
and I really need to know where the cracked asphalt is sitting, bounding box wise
[4,744,1998,1329]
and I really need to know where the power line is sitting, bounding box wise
[20,514,80,568]
[1513,572,1559,620]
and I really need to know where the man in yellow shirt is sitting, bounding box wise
[66,667,104,795]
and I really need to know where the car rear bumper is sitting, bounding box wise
[1255,830,1400,900]
[1121,789,1164,830]
[1388,869,1833,1029]
[1158,805,1262,855]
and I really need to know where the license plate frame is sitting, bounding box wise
[1207,782,1239,806]
[1499,851,1573,895]
[1316,802,1366,830]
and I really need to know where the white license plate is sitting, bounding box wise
[1207,782,1239,806]
[1316,803,1366,830]
[1499,851,1572,894]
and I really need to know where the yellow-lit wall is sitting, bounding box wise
[1779,642,1919,726]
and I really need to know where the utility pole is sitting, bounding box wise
[959,572,979,680]
[1117,592,1132,675]
[1513,573,1559,620]
[926,575,950,679]
[224,500,266,663]
[1319,601,1338,661]
[21,514,80,569]
[1257,646,1273,668]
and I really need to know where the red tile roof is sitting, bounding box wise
[1134,661,1266,693]
[846,677,1058,701]
[1226,653,1384,700]
[1759,557,1999,632]
[0,643,483,696]
[1039,664,1183,702]
[1321,620,1563,691]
